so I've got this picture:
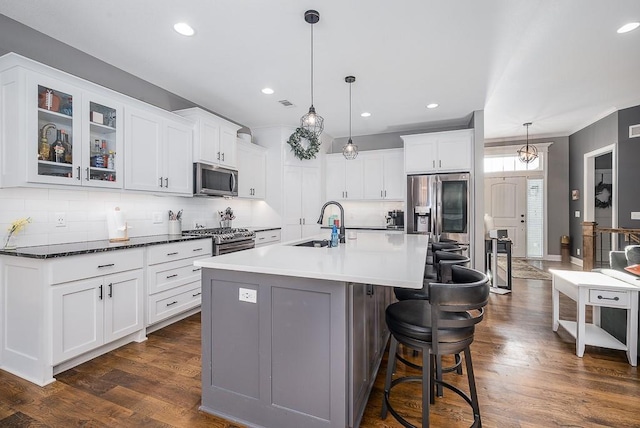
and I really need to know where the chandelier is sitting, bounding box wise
[517,122,538,163]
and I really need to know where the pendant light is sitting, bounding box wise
[517,122,538,163]
[300,10,324,137]
[342,76,358,160]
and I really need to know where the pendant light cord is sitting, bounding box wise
[310,24,314,106]
[349,80,352,141]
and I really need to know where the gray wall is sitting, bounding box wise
[568,112,619,258]
[485,136,570,256]
[0,14,245,129]
[330,116,472,153]
[616,105,640,230]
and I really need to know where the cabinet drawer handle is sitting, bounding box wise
[217,151,221,160]
[77,166,81,181]
[165,177,169,188]
[108,283,113,298]
[192,292,202,297]
[597,295,620,301]
[258,237,265,240]
[221,152,225,162]
[159,177,163,188]
[86,167,90,181]
[192,268,201,272]
[99,284,103,300]
[439,160,442,168]
[167,252,179,256]
[192,248,203,252]
[166,274,178,279]
[271,235,277,238]
[98,263,115,268]
[166,301,178,307]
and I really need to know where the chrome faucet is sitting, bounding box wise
[317,201,346,243]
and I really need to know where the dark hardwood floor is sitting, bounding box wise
[1,260,639,427]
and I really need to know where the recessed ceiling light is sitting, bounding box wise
[174,22,195,36]
[617,22,639,33]
[426,103,439,109]
[261,88,274,95]
[361,112,371,117]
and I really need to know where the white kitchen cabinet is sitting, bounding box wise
[146,239,212,329]
[236,140,266,199]
[0,62,124,188]
[124,106,193,195]
[174,107,241,169]
[403,129,473,174]
[283,166,321,241]
[362,149,404,200]
[255,229,281,247]
[325,154,364,200]
[52,269,143,365]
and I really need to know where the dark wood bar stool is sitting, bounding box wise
[382,265,490,427]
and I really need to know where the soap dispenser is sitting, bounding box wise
[331,225,339,247]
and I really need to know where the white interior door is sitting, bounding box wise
[485,177,527,257]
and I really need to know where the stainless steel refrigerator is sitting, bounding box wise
[406,173,470,244]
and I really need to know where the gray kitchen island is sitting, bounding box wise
[194,231,429,428]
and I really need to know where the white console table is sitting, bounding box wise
[551,269,639,366]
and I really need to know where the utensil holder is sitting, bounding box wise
[168,220,182,235]
[220,220,231,228]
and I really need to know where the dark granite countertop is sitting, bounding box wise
[0,234,211,259]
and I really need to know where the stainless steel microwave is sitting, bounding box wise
[193,163,238,197]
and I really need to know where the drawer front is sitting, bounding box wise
[148,282,201,325]
[255,229,281,247]
[146,239,211,265]
[51,249,144,284]
[589,289,630,307]
[148,257,204,295]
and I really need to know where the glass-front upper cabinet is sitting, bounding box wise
[82,92,123,188]
[27,72,123,188]
[30,74,81,185]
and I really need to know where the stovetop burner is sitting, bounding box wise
[183,227,255,244]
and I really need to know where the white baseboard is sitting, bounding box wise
[545,254,562,261]
[571,257,584,267]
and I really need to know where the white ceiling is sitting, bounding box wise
[1,0,639,142]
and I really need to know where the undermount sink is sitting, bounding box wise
[294,239,329,248]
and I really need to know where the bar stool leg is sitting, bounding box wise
[422,348,431,427]
[381,336,399,419]
[464,347,482,427]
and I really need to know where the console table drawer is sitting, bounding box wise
[589,289,629,307]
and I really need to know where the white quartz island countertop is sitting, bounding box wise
[194,231,429,289]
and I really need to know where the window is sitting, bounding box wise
[484,155,540,173]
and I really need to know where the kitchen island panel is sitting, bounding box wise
[272,286,332,419]
[209,277,260,399]
[202,269,347,428]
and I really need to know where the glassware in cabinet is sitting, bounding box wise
[36,85,76,181]
[81,92,122,188]
[87,101,118,184]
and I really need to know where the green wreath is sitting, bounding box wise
[287,127,321,160]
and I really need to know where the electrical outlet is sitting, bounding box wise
[574,211,581,218]
[631,212,640,220]
[577,248,581,256]
[55,212,66,227]
[152,212,163,224]
[239,288,257,303]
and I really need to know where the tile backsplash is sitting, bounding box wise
[322,200,405,227]
[0,187,278,248]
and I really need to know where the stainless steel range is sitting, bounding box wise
[183,227,255,255]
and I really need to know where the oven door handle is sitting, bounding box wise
[216,239,255,255]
